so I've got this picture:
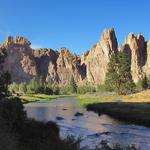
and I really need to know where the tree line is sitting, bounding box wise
[8,51,150,96]
[105,51,150,95]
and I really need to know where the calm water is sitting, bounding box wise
[24,97,150,150]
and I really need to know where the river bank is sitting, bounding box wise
[24,97,150,150]
[20,94,70,103]
[20,90,150,127]
[76,90,150,127]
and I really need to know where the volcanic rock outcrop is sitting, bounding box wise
[0,36,37,83]
[33,48,59,83]
[57,48,85,84]
[119,33,147,82]
[143,41,150,77]
[81,28,118,84]
[0,28,150,85]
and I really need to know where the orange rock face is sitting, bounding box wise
[1,28,150,85]
[0,36,37,83]
[57,48,85,85]
[119,33,146,82]
[81,28,118,84]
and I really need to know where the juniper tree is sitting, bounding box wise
[19,83,27,94]
[105,52,135,95]
[69,76,77,93]
[136,74,149,91]
[0,48,11,98]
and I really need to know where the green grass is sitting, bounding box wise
[76,90,150,107]
[76,92,122,107]
[76,91,150,127]
[87,102,150,127]
[20,94,70,103]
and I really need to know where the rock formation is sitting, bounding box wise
[57,48,85,85]
[143,41,150,77]
[81,28,118,84]
[33,48,59,83]
[0,36,37,83]
[119,33,147,82]
[0,28,150,85]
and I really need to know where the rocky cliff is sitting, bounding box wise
[119,33,147,82]
[81,28,118,84]
[0,36,37,83]
[0,28,150,85]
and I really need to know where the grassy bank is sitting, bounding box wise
[77,90,150,107]
[87,102,150,126]
[20,94,69,103]
[76,90,150,127]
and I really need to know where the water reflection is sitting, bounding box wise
[24,97,150,150]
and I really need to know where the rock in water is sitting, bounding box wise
[74,112,84,117]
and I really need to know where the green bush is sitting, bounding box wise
[60,85,70,95]
[77,85,96,94]
[97,84,107,92]
[9,82,19,94]
[136,75,149,92]
[0,97,26,132]
[69,76,77,94]
[19,83,27,94]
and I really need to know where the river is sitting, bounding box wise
[24,97,150,150]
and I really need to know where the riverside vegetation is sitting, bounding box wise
[0,45,149,150]
[0,49,141,150]
[0,48,82,150]
[8,51,150,128]
[77,52,150,127]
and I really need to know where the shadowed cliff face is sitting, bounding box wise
[0,36,37,83]
[33,48,59,83]
[0,28,149,85]
[119,33,147,82]
[80,28,118,84]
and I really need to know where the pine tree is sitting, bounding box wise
[105,52,135,95]
[9,82,19,94]
[136,74,149,91]
[0,48,11,98]
[142,75,148,90]
[39,76,45,87]
[28,77,40,93]
[69,76,77,93]
[19,83,27,94]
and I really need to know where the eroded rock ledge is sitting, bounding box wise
[0,28,149,85]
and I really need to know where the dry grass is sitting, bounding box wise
[77,90,150,107]
[123,90,150,102]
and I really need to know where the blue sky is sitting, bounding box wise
[0,0,150,54]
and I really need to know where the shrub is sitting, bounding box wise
[44,87,53,95]
[60,85,70,95]
[19,83,27,94]
[9,82,19,94]
[77,85,96,94]
[0,97,26,132]
[69,76,77,94]
[97,84,107,92]
[136,75,149,91]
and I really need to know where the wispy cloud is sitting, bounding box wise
[31,44,42,49]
